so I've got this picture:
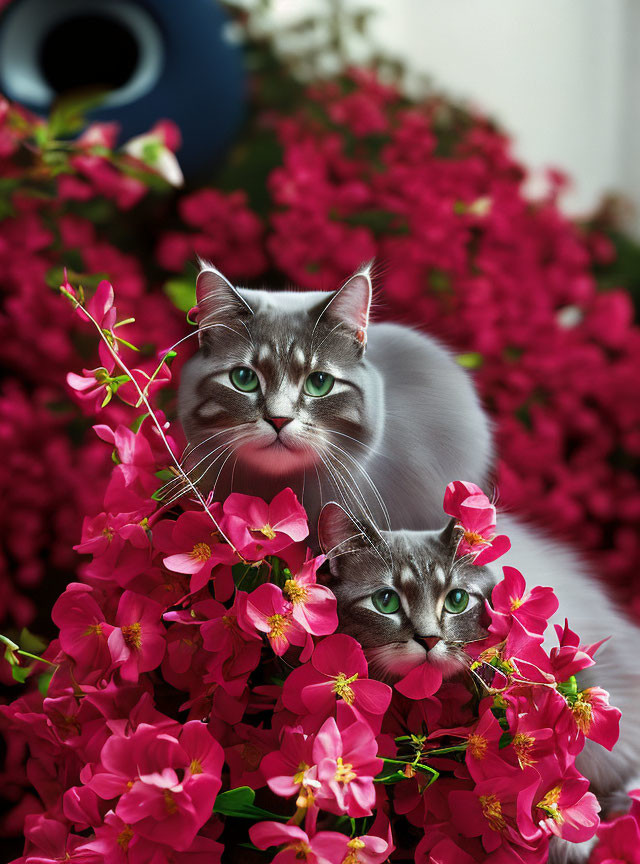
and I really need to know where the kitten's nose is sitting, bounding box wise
[267,416,292,432]
[419,636,441,651]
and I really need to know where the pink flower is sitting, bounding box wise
[282,634,392,724]
[86,721,223,851]
[534,762,600,844]
[567,686,621,752]
[281,554,338,636]
[107,591,166,682]
[154,508,237,594]
[51,583,113,675]
[313,711,382,817]
[237,583,311,658]
[443,480,511,565]
[67,363,119,410]
[249,823,336,864]
[221,488,309,559]
[549,619,607,682]
[448,769,541,854]
[490,566,558,637]
[260,726,319,806]
[199,596,263,683]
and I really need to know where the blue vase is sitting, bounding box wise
[0,0,247,180]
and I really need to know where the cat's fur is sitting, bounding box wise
[177,263,492,536]
[318,503,640,860]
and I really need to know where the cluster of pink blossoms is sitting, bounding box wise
[1,281,637,863]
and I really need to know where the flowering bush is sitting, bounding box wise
[1,19,639,641]
[1,280,637,863]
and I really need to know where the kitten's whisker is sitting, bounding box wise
[323,531,368,559]
[311,321,343,353]
[323,445,390,542]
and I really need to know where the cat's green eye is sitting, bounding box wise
[444,589,470,615]
[230,367,259,393]
[304,371,335,398]
[372,588,400,615]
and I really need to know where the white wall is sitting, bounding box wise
[270,0,637,224]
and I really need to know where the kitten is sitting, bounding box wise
[177,262,492,536]
[317,501,640,859]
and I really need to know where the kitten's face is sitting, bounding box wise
[319,505,496,682]
[178,266,379,483]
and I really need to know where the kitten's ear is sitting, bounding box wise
[195,262,253,345]
[318,502,380,558]
[439,517,459,553]
[320,262,373,348]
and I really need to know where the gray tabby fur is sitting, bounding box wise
[318,505,640,863]
[177,263,492,538]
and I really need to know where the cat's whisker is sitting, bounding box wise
[324,440,391,531]
[158,439,233,498]
[322,445,391,549]
[179,428,234,464]
[313,445,367,533]
[326,427,384,458]
[162,446,232,508]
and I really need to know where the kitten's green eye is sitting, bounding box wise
[372,589,400,615]
[230,367,259,392]
[304,371,335,398]
[444,589,470,614]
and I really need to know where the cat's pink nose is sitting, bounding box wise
[267,417,292,432]
[420,636,441,651]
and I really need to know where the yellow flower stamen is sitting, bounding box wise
[293,761,311,786]
[343,837,367,864]
[121,622,142,651]
[163,789,178,814]
[572,692,593,733]
[467,733,488,760]
[292,841,311,860]
[513,732,536,768]
[537,785,564,823]
[332,672,358,705]
[334,756,357,785]
[284,578,308,605]
[255,523,276,540]
[190,758,203,775]
[190,542,211,562]
[117,825,134,850]
[479,794,506,832]
[83,622,104,637]
[510,596,523,610]
[267,613,290,641]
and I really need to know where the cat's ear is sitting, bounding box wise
[318,502,380,558]
[195,261,253,346]
[319,262,373,348]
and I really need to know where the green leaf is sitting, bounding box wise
[164,279,196,313]
[498,732,513,750]
[38,667,56,696]
[11,663,34,684]
[212,786,288,821]
[19,627,47,655]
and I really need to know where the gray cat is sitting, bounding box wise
[177,262,491,535]
[317,501,640,862]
